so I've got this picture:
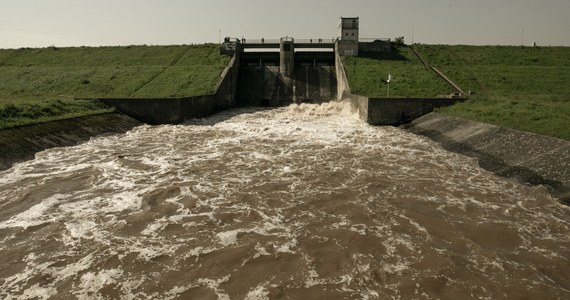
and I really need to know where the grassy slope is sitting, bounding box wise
[0,44,229,129]
[343,46,452,98]
[0,99,113,129]
[414,45,570,140]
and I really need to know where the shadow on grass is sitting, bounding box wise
[358,46,409,61]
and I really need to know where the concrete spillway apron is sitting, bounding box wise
[405,112,570,204]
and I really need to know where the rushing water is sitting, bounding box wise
[0,102,569,299]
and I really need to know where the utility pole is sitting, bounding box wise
[411,26,414,45]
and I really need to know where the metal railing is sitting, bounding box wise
[234,38,337,44]
[239,38,280,44]
[226,37,390,44]
[294,38,337,44]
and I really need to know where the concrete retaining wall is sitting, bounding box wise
[335,48,351,101]
[405,113,570,204]
[366,97,458,125]
[0,113,141,171]
[359,40,391,53]
[335,49,459,125]
[100,54,241,124]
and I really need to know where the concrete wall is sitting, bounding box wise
[345,94,460,125]
[0,113,141,171]
[336,49,459,125]
[100,96,219,124]
[238,55,337,106]
[349,94,369,122]
[337,42,359,57]
[335,48,351,100]
[335,49,369,121]
[293,65,337,103]
[359,40,392,53]
[366,97,459,125]
[405,113,570,204]
[100,54,241,124]
[237,65,285,106]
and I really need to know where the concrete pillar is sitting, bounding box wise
[279,37,294,77]
[280,37,295,103]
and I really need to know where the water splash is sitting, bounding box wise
[1,101,569,299]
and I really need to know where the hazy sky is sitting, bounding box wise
[1,0,569,48]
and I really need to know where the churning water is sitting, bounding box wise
[1,102,569,299]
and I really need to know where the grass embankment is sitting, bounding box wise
[414,45,570,140]
[0,44,229,129]
[343,46,452,98]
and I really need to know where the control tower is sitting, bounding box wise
[337,17,359,56]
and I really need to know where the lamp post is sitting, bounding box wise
[386,74,391,97]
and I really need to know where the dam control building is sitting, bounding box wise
[337,17,359,56]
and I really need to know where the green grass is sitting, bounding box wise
[0,44,230,129]
[343,46,452,98]
[414,45,570,140]
[0,99,113,129]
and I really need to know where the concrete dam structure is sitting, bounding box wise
[98,37,341,123]
[236,38,337,106]
[97,17,460,125]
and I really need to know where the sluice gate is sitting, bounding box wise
[227,37,338,106]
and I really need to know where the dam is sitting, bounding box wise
[235,38,337,106]
[98,17,457,125]
[1,18,569,299]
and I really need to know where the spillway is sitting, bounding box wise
[1,102,569,299]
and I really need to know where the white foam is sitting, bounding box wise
[250,152,274,161]
[102,191,143,213]
[276,238,298,254]
[75,268,123,300]
[305,269,324,288]
[186,246,217,259]
[18,283,57,300]
[197,276,230,300]
[253,244,271,259]
[56,253,96,279]
[141,217,169,236]
[0,194,63,229]
[132,243,178,262]
[64,221,97,244]
[216,229,241,246]
[245,283,270,300]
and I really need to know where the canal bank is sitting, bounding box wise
[0,113,141,171]
[404,113,570,204]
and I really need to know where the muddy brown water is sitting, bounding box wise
[1,102,569,299]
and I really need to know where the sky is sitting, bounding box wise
[1,0,569,48]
